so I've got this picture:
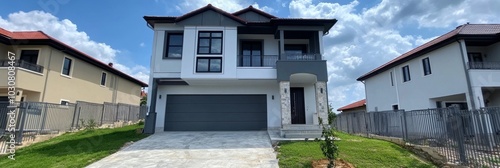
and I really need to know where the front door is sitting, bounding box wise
[290,87,305,124]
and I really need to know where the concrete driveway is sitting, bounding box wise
[87,131,278,168]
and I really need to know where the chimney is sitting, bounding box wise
[108,62,113,67]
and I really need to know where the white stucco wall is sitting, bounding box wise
[154,82,282,131]
[365,42,469,111]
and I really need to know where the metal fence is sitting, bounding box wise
[335,106,500,167]
[0,101,147,152]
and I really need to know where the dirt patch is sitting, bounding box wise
[312,159,355,168]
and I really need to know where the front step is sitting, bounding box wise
[281,124,323,138]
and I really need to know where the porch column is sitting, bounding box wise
[472,86,485,108]
[315,81,328,124]
[279,30,285,60]
[280,81,291,125]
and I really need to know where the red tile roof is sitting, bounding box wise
[0,28,148,87]
[337,99,366,111]
[232,5,277,19]
[357,24,500,81]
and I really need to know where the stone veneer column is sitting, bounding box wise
[315,82,328,124]
[280,81,291,125]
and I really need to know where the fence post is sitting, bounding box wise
[401,110,408,141]
[452,107,467,165]
[100,104,105,126]
[15,103,28,144]
[128,105,132,122]
[39,103,49,134]
[115,104,120,122]
[70,104,82,130]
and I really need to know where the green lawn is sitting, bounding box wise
[0,124,148,168]
[278,132,436,168]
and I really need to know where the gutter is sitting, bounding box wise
[457,40,476,110]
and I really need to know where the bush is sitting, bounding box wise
[318,116,339,168]
[79,119,98,130]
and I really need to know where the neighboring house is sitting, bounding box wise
[358,24,500,111]
[143,4,336,137]
[0,28,148,105]
[337,99,366,113]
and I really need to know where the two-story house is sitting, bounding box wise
[0,28,148,105]
[143,4,336,137]
[358,24,500,111]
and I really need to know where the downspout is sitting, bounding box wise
[458,40,476,110]
[41,48,53,102]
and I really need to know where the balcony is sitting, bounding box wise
[469,62,500,70]
[276,53,328,82]
[0,60,44,73]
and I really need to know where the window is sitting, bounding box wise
[60,100,70,106]
[392,105,399,111]
[422,57,432,75]
[390,71,394,86]
[165,33,183,58]
[100,72,107,86]
[196,57,222,72]
[20,50,39,64]
[62,57,72,76]
[197,31,222,54]
[402,65,411,82]
[241,41,262,67]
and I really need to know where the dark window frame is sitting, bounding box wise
[402,65,411,82]
[62,57,72,76]
[164,33,183,59]
[196,57,222,73]
[100,72,107,86]
[240,41,263,67]
[60,100,70,106]
[422,57,432,76]
[390,71,394,86]
[197,31,223,55]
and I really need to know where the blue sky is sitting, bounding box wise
[1,0,499,109]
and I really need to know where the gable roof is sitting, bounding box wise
[337,99,366,112]
[144,4,337,33]
[357,24,500,81]
[232,5,277,19]
[0,28,148,87]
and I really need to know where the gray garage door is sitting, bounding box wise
[165,95,267,131]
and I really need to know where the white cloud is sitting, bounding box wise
[0,10,149,84]
[289,0,500,109]
[139,42,145,47]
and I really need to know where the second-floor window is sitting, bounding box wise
[20,50,39,64]
[100,72,107,86]
[198,31,222,55]
[402,65,411,82]
[422,57,432,76]
[62,57,72,76]
[196,57,222,72]
[165,33,183,58]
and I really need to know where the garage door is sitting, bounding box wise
[165,95,267,131]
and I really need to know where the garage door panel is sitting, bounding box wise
[165,95,267,131]
[166,103,266,113]
[164,121,268,131]
[167,95,266,104]
[165,112,267,122]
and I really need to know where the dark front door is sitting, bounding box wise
[290,87,306,124]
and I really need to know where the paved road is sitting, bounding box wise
[87,131,279,168]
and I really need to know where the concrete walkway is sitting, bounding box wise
[87,131,278,168]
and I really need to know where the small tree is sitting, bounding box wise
[140,96,147,106]
[319,108,339,168]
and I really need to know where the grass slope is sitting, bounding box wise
[278,132,435,168]
[0,124,148,168]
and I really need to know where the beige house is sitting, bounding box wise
[0,28,148,105]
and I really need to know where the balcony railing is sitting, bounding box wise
[469,62,500,70]
[283,53,322,61]
[0,60,44,73]
[238,55,278,67]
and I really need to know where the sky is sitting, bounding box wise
[1,0,499,110]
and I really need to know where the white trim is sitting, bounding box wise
[61,56,74,77]
[100,71,107,87]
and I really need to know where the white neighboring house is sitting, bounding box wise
[143,4,336,138]
[358,24,500,111]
